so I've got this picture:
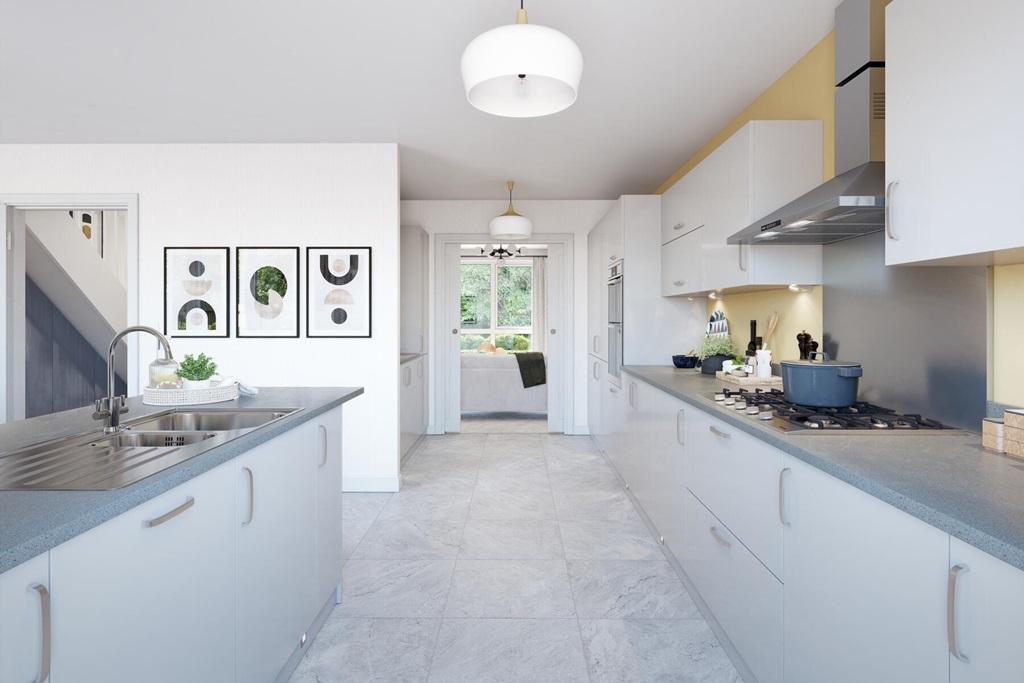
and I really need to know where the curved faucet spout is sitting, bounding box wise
[96,326,175,433]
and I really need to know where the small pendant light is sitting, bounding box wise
[489,180,533,239]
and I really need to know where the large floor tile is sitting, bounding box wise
[341,515,376,561]
[429,619,589,683]
[547,465,622,493]
[445,560,575,618]
[543,434,601,454]
[553,487,642,523]
[339,559,454,617]
[289,617,438,683]
[352,518,465,559]
[401,468,478,494]
[483,433,546,456]
[560,519,663,560]
[378,489,473,520]
[343,492,394,521]
[462,414,548,434]
[568,560,701,619]
[579,619,742,683]
[469,484,557,520]
[459,519,564,559]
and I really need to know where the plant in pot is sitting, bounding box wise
[178,353,218,390]
[697,335,735,375]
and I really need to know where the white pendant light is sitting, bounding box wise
[489,180,533,239]
[461,1,583,118]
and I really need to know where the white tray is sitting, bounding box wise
[142,382,240,406]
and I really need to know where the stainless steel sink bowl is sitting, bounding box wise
[125,409,296,433]
[91,432,216,449]
[0,407,301,491]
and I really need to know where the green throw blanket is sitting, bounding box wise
[514,352,547,389]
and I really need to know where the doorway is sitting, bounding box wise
[435,233,573,435]
[1,194,139,423]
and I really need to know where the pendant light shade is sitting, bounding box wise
[489,180,533,239]
[461,5,583,118]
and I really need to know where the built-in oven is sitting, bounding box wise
[607,260,623,381]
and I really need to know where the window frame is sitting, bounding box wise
[459,257,534,351]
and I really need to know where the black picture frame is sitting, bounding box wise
[235,246,301,338]
[163,246,230,338]
[306,246,372,338]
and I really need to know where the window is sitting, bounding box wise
[460,259,533,352]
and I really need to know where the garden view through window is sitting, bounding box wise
[460,260,533,352]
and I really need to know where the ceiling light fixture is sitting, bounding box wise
[461,1,583,118]
[481,244,522,260]
[489,180,533,239]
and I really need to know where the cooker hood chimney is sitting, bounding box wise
[729,0,887,246]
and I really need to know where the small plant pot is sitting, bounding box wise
[181,378,212,390]
[700,355,732,375]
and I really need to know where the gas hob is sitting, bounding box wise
[712,388,954,433]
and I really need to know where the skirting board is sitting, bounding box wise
[343,476,400,492]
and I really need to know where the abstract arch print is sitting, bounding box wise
[163,247,229,337]
[307,247,372,337]
[235,247,300,337]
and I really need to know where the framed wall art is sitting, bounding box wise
[236,247,300,338]
[306,246,372,338]
[163,247,230,337]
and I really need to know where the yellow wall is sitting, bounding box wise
[657,32,836,356]
[993,266,1024,405]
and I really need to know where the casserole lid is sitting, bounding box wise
[780,352,861,368]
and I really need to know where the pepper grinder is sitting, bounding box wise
[797,330,811,360]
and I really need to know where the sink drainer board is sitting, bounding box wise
[143,382,239,406]
[0,408,299,491]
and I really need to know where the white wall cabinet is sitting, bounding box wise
[236,424,320,683]
[401,225,429,353]
[885,0,1024,265]
[587,357,606,439]
[0,552,49,683]
[49,464,237,683]
[316,407,344,606]
[661,226,703,297]
[948,537,1024,682]
[782,455,949,683]
[587,220,608,362]
[661,120,823,296]
[661,163,706,245]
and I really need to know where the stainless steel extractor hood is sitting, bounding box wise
[730,0,887,246]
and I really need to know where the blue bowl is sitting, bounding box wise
[672,355,699,369]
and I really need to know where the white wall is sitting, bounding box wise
[400,199,614,434]
[0,144,401,491]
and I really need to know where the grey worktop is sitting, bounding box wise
[623,366,1024,572]
[400,352,426,365]
[0,387,363,574]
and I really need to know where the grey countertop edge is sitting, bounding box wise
[400,352,427,365]
[0,387,363,574]
[622,366,1024,573]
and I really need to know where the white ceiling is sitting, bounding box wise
[0,1,839,199]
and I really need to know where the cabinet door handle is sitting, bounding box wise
[593,335,599,353]
[676,409,685,445]
[673,222,685,231]
[417,361,423,378]
[29,583,50,683]
[609,386,619,394]
[738,245,747,272]
[709,425,731,439]
[608,255,617,261]
[885,180,899,240]
[143,496,195,528]
[778,468,791,526]
[593,361,600,380]
[628,382,636,407]
[242,467,255,526]
[672,280,685,287]
[318,424,329,468]
[709,526,732,548]
[947,564,970,663]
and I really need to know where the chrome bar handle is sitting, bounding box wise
[593,361,600,380]
[318,425,329,468]
[738,245,747,272]
[778,468,791,526]
[609,386,619,394]
[673,222,685,231]
[628,382,636,408]
[29,583,50,683]
[676,409,685,445]
[948,564,970,662]
[709,425,731,439]
[885,180,899,240]
[709,526,732,548]
[143,496,195,528]
[242,467,255,526]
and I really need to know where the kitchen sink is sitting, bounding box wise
[0,408,301,491]
[125,409,297,433]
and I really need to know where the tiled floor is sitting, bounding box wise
[291,432,741,683]
[459,413,549,434]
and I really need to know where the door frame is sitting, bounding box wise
[0,194,140,423]
[433,232,574,434]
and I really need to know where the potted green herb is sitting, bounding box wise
[178,353,218,390]
[696,335,735,375]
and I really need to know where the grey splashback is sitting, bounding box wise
[822,232,987,430]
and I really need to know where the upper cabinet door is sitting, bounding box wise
[661,227,703,296]
[782,456,949,683]
[948,537,1024,683]
[886,0,1024,265]
[661,163,706,245]
[588,221,607,360]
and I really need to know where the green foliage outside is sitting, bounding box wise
[178,353,218,381]
[460,264,491,328]
[497,265,532,327]
[495,333,531,351]
[459,261,534,352]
